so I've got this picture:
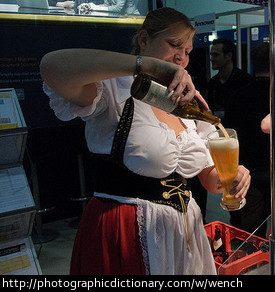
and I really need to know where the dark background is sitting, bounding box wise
[0,19,137,222]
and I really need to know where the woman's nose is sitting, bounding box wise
[174,52,188,67]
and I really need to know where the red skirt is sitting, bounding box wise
[70,197,146,275]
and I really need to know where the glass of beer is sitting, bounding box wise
[207,128,246,211]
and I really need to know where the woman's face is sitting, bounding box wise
[140,29,193,69]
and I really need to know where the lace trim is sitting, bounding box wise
[136,201,150,275]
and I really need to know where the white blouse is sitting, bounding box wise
[44,76,215,179]
[44,76,217,275]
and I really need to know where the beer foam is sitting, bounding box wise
[209,137,239,149]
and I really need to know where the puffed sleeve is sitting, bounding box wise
[43,81,107,121]
[175,120,215,178]
[176,128,212,178]
[195,120,216,145]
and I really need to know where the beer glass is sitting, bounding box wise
[207,128,246,211]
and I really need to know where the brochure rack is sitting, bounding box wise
[0,88,41,275]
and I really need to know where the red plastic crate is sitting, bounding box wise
[204,221,269,275]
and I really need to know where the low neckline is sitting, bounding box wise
[150,106,187,137]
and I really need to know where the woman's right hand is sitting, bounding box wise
[146,58,209,110]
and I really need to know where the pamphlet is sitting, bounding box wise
[0,90,19,129]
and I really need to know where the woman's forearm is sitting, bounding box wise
[40,49,137,105]
[198,166,221,194]
[199,165,251,200]
[40,48,204,109]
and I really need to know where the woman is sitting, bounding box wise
[40,7,250,275]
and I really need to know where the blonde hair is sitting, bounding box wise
[132,7,196,55]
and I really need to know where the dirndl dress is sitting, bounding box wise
[44,77,217,275]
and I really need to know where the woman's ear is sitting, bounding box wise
[138,29,149,50]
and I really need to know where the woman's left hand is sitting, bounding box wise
[230,165,251,200]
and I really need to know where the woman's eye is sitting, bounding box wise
[168,41,179,48]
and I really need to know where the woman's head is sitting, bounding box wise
[132,8,196,68]
[132,7,196,55]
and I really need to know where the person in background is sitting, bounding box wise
[40,7,250,275]
[48,0,75,8]
[224,42,270,237]
[261,113,271,134]
[207,38,253,122]
[77,0,139,15]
